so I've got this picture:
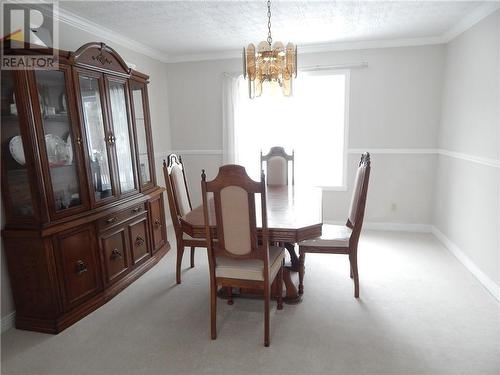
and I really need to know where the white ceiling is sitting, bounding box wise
[59,1,498,62]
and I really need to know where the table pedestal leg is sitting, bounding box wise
[285,243,300,272]
[283,266,302,304]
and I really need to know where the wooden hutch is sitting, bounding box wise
[1,42,169,333]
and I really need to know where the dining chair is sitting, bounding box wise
[260,146,294,186]
[298,152,371,298]
[201,165,285,347]
[163,153,206,284]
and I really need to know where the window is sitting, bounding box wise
[234,70,349,188]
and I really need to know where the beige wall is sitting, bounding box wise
[1,22,172,320]
[166,45,444,225]
[434,10,500,286]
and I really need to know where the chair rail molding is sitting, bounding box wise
[436,149,500,169]
[348,148,500,168]
[170,150,224,156]
[164,148,500,169]
[348,148,437,155]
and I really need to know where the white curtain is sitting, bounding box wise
[222,73,241,164]
[229,72,348,186]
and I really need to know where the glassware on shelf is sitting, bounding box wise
[9,135,26,165]
[35,70,82,211]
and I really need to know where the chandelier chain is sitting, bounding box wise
[267,0,272,45]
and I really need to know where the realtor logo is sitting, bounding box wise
[1,1,58,70]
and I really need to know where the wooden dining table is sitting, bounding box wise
[180,185,323,303]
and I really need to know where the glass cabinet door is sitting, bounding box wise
[107,79,136,194]
[1,71,35,219]
[34,68,86,213]
[130,81,153,188]
[78,74,115,203]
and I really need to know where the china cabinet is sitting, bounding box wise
[1,42,169,333]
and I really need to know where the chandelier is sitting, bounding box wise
[243,0,297,99]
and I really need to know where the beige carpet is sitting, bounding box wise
[1,229,499,375]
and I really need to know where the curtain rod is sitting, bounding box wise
[224,61,368,77]
[299,62,368,71]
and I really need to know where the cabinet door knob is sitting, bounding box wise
[110,248,122,260]
[76,136,82,146]
[106,216,117,224]
[135,236,145,246]
[154,219,162,228]
[75,260,88,275]
[131,206,141,213]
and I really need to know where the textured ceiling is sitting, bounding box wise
[60,1,486,58]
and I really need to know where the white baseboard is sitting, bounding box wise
[324,220,499,303]
[324,220,433,233]
[431,227,500,302]
[363,222,433,232]
[1,311,15,333]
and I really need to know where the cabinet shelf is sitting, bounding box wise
[42,114,69,121]
[1,42,168,334]
[48,162,75,168]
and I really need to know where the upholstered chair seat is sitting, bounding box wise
[216,246,285,281]
[298,153,371,298]
[298,224,351,248]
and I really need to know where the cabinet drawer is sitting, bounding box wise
[128,215,151,265]
[149,196,166,252]
[100,227,130,284]
[55,225,101,310]
[98,203,146,231]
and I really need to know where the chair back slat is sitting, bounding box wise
[202,165,268,262]
[163,153,192,231]
[347,153,371,234]
[260,146,294,186]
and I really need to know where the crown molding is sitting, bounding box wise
[51,2,499,64]
[55,6,170,63]
[166,36,446,63]
[442,2,500,43]
[297,36,446,54]
[166,50,243,64]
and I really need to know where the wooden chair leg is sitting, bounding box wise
[277,262,284,310]
[350,264,353,279]
[176,243,185,284]
[190,246,195,268]
[264,282,270,347]
[298,251,305,295]
[210,281,217,340]
[349,254,360,298]
[227,287,233,305]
